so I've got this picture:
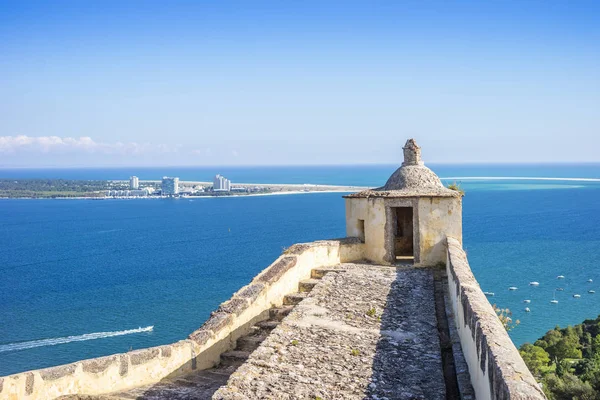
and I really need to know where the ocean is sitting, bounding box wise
[1,164,600,376]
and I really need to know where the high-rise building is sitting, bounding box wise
[213,174,232,191]
[162,177,179,195]
[130,176,139,189]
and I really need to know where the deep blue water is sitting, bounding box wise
[1,164,600,376]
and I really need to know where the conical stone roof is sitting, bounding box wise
[345,139,460,198]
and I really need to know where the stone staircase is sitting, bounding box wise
[108,267,339,399]
[216,273,327,367]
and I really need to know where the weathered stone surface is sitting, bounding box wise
[286,238,363,255]
[25,372,34,395]
[188,329,213,346]
[217,297,250,316]
[344,139,459,199]
[159,345,172,358]
[129,348,160,366]
[119,355,128,376]
[0,377,3,393]
[284,243,311,254]
[255,256,297,284]
[202,312,234,334]
[447,237,546,400]
[81,356,118,374]
[236,283,265,302]
[40,363,77,380]
[345,187,460,198]
[215,263,447,400]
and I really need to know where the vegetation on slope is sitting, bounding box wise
[520,315,600,399]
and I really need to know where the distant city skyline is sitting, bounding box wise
[1,1,599,167]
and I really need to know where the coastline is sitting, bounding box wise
[0,187,367,200]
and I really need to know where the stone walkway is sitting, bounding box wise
[214,263,447,400]
[91,263,458,400]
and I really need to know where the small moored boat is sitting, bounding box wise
[523,299,531,303]
[525,307,531,312]
[589,290,596,294]
[509,286,518,291]
[529,282,540,286]
[573,294,581,298]
[557,275,565,279]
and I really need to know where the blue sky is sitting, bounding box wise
[1,1,599,166]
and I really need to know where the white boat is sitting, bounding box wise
[589,290,596,294]
[509,286,518,291]
[573,294,581,298]
[529,282,540,286]
[483,292,495,296]
[557,275,565,279]
[525,307,531,312]
[556,288,564,291]
[523,299,531,303]
[589,279,594,283]
[550,300,559,304]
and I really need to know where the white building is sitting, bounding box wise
[129,176,139,189]
[162,177,180,195]
[213,174,231,191]
[107,189,149,197]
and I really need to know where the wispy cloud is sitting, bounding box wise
[0,135,178,155]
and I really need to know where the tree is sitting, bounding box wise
[520,343,550,376]
[543,373,597,400]
[550,332,583,361]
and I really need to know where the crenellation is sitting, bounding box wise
[39,363,77,380]
[158,345,171,358]
[201,312,234,334]
[188,329,213,345]
[236,283,265,302]
[255,256,297,283]
[128,348,159,366]
[217,297,250,316]
[25,372,34,395]
[118,355,128,377]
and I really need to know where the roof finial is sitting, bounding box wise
[402,139,423,166]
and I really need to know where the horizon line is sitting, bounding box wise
[1,161,600,169]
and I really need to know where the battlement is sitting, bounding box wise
[0,237,545,400]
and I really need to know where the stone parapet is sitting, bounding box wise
[0,238,365,400]
[446,237,546,400]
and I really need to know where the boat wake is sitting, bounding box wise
[0,326,154,353]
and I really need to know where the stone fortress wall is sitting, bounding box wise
[446,237,546,399]
[0,239,364,399]
[0,236,545,400]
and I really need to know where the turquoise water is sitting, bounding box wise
[1,164,600,376]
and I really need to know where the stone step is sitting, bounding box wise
[311,267,342,279]
[269,306,294,321]
[298,278,320,292]
[256,320,280,331]
[236,333,269,352]
[283,292,307,306]
[220,350,250,366]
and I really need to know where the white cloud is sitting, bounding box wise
[0,135,177,155]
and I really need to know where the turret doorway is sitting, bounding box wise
[393,207,414,261]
